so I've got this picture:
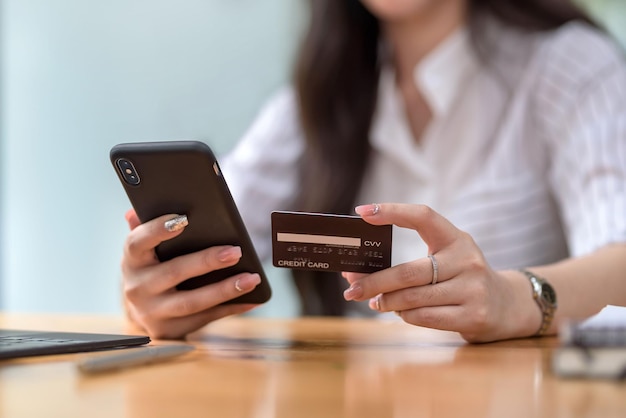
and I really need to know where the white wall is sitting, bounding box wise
[581,0,626,46]
[0,0,303,315]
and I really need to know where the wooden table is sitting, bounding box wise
[1,314,624,418]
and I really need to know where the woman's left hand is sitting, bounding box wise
[342,203,539,343]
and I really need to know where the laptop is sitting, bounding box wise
[0,329,150,360]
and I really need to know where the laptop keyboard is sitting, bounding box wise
[0,336,80,348]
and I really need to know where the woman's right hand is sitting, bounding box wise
[121,209,262,339]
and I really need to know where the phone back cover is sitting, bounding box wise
[110,140,271,304]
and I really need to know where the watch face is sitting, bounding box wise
[541,283,557,305]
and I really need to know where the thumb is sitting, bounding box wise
[355,203,462,253]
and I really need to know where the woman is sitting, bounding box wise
[120,0,626,341]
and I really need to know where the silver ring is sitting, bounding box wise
[235,279,243,292]
[428,254,439,285]
[372,203,380,215]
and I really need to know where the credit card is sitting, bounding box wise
[271,211,392,273]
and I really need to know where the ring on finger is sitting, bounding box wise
[428,254,439,285]
[235,279,243,292]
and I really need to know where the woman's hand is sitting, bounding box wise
[342,203,541,343]
[121,209,262,339]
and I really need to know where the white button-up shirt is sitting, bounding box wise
[222,21,626,272]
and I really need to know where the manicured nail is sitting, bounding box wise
[218,246,242,262]
[370,294,382,311]
[234,274,261,292]
[355,204,380,217]
[343,282,363,301]
[164,215,188,232]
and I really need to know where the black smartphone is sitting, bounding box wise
[110,140,272,304]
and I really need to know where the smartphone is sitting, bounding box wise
[110,140,272,304]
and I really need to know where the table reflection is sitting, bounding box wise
[1,315,624,418]
[123,318,551,418]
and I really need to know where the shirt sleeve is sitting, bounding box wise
[219,87,305,260]
[540,26,626,256]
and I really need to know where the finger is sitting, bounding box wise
[344,256,440,301]
[139,304,258,340]
[369,280,461,313]
[129,245,244,295]
[355,203,464,253]
[396,305,465,333]
[396,304,497,342]
[125,209,141,230]
[124,214,188,267]
[155,273,262,319]
[341,272,367,285]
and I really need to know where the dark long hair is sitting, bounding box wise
[291,0,596,316]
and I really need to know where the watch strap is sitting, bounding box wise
[519,269,557,336]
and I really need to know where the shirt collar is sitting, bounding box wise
[414,26,476,117]
[369,27,477,178]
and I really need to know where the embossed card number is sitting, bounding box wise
[271,211,392,273]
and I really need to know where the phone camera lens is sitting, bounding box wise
[116,159,140,185]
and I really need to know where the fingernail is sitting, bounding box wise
[164,215,188,232]
[369,294,382,311]
[355,204,380,217]
[218,246,242,262]
[234,274,261,292]
[343,282,363,301]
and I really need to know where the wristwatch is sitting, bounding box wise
[520,269,557,336]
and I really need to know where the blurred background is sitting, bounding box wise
[0,0,305,317]
[0,0,624,317]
